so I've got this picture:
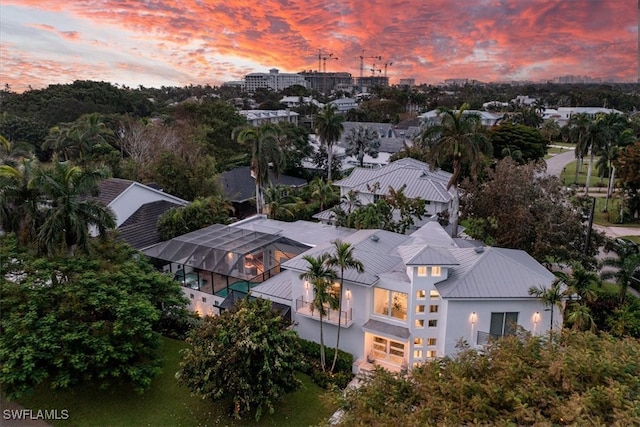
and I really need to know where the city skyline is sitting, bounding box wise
[1,0,638,92]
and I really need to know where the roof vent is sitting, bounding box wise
[371,235,380,242]
[474,246,485,253]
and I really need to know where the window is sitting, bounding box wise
[428,319,438,327]
[429,305,439,313]
[415,319,424,328]
[427,338,437,346]
[414,338,423,346]
[430,290,440,299]
[372,336,406,365]
[490,312,519,336]
[417,266,427,277]
[416,305,425,314]
[431,266,442,277]
[416,290,426,299]
[373,194,381,203]
[374,288,408,320]
[202,297,207,303]
[426,350,437,358]
[413,350,423,358]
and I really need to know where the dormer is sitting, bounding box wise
[397,245,459,284]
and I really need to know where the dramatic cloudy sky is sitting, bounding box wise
[1,0,637,91]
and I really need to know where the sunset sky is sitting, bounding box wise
[1,0,638,92]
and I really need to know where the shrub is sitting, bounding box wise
[298,338,353,389]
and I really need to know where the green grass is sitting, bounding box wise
[622,236,640,244]
[559,159,609,189]
[18,338,336,427]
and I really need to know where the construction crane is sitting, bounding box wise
[370,63,382,76]
[316,49,334,72]
[355,50,381,93]
[321,55,338,94]
[383,62,393,77]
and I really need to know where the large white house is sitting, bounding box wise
[314,158,455,228]
[251,219,558,372]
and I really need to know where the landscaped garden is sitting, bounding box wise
[18,337,336,427]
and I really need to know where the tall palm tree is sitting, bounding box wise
[0,158,42,246]
[309,177,337,212]
[33,162,116,256]
[326,240,364,373]
[262,184,302,220]
[315,104,344,182]
[344,125,380,167]
[568,113,592,185]
[529,281,566,338]
[235,124,284,215]
[299,254,338,372]
[564,303,596,332]
[417,103,490,237]
[553,261,600,305]
[600,252,640,304]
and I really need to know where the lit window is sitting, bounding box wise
[414,338,423,346]
[416,290,426,299]
[417,266,427,277]
[415,319,424,328]
[430,290,440,299]
[413,350,423,358]
[431,266,442,277]
[427,338,437,346]
[428,319,438,327]
[416,305,425,314]
[429,305,439,313]
[426,350,437,358]
[374,288,408,320]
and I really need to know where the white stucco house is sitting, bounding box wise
[251,219,559,373]
[314,158,454,228]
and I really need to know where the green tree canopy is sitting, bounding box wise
[176,298,301,421]
[0,234,189,401]
[488,122,547,163]
[157,195,232,241]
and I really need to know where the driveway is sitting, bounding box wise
[545,148,575,177]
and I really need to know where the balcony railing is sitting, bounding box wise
[476,331,502,346]
[295,297,353,327]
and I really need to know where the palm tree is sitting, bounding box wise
[528,282,565,338]
[235,124,284,215]
[564,303,596,332]
[262,184,302,220]
[309,177,337,212]
[43,114,114,162]
[568,113,591,185]
[315,104,344,182]
[600,252,640,304]
[344,125,380,167]
[554,261,600,305]
[326,240,364,373]
[0,135,32,166]
[33,162,116,256]
[299,254,338,372]
[0,158,42,246]
[417,103,490,237]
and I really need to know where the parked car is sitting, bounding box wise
[615,238,639,255]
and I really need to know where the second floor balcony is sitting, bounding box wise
[295,296,353,327]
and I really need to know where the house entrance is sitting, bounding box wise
[371,335,406,366]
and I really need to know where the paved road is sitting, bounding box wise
[545,148,575,176]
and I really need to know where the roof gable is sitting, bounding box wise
[95,178,134,205]
[117,200,179,250]
[398,244,460,266]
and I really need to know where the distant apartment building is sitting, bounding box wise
[298,70,354,93]
[398,78,415,87]
[356,75,389,92]
[239,109,299,127]
[244,69,310,93]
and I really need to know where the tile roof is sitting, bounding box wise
[218,167,307,203]
[117,200,180,249]
[95,178,134,205]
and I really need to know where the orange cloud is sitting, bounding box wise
[1,0,637,91]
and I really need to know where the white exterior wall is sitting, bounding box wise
[442,299,558,356]
[182,287,223,317]
[109,184,186,228]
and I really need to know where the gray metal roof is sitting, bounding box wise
[398,245,460,266]
[362,319,411,340]
[435,247,556,299]
[334,158,454,202]
[282,229,409,287]
[231,216,355,247]
[407,220,458,248]
[250,271,293,301]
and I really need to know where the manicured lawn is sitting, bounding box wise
[18,337,336,427]
[622,235,640,244]
[558,159,609,189]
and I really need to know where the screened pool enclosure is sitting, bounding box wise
[144,223,310,296]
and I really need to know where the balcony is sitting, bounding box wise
[295,297,353,327]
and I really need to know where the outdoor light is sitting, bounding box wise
[534,312,540,324]
[346,288,351,300]
[305,281,309,291]
[471,312,477,324]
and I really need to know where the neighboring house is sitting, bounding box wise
[337,122,407,169]
[279,96,323,109]
[542,107,624,127]
[93,178,188,250]
[314,158,454,227]
[239,109,299,127]
[251,219,558,373]
[418,109,502,127]
[218,167,307,219]
[328,98,358,113]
